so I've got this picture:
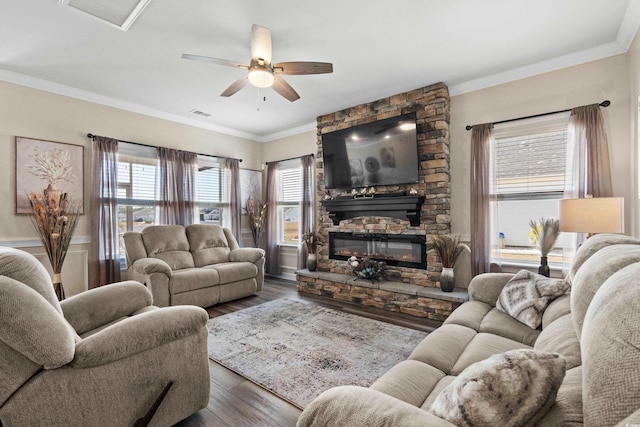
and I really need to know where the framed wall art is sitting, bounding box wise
[15,136,84,214]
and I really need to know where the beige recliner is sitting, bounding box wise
[0,247,210,427]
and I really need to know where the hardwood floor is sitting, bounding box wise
[174,277,440,427]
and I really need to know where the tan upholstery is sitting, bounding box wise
[298,234,640,427]
[0,247,209,426]
[124,224,265,308]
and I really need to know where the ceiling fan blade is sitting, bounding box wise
[273,61,333,75]
[182,54,248,69]
[272,75,300,102]
[250,24,272,65]
[220,75,249,97]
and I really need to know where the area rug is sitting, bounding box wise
[206,298,428,408]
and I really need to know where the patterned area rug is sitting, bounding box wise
[207,298,428,408]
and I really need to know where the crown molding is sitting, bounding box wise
[0,68,262,141]
[259,121,317,143]
[617,0,640,50]
[448,41,626,96]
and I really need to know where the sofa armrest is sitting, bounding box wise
[70,305,208,368]
[130,257,172,277]
[230,248,266,263]
[297,386,455,427]
[61,281,153,335]
[467,273,514,306]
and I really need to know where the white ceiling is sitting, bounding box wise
[1,0,638,141]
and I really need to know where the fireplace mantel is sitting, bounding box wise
[321,195,425,226]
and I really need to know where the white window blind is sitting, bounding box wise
[494,129,567,198]
[280,168,302,202]
[197,166,224,203]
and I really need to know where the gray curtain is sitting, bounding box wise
[563,103,613,271]
[265,162,279,275]
[226,158,242,243]
[156,147,197,226]
[90,136,121,287]
[297,155,314,269]
[470,123,498,277]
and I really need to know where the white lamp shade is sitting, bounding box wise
[248,68,274,88]
[559,197,624,233]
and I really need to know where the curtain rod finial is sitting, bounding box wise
[465,125,473,131]
[600,100,611,107]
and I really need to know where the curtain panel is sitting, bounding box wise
[265,163,279,275]
[562,103,613,271]
[470,123,498,277]
[156,147,197,226]
[89,136,121,287]
[226,158,242,243]
[297,155,315,269]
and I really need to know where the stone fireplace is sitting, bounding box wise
[296,82,462,321]
[316,82,451,287]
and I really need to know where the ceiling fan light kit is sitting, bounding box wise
[182,24,333,102]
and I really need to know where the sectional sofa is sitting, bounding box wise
[124,224,265,308]
[298,233,640,426]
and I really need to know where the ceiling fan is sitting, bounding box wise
[182,24,333,102]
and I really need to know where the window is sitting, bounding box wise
[195,156,226,225]
[492,115,569,266]
[277,162,302,245]
[116,143,229,259]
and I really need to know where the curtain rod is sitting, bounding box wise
[86,133,242,162]
[465,100,611,131]
[265,153,315,165]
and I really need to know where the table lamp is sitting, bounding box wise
[559,197,624,236]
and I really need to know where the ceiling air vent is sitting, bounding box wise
[190,109,212,118]
[58,0,151,31]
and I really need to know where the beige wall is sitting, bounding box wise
[0,80,263,294]
[262,130,316,164]
[628,32,640,237]
[449,53,632,237]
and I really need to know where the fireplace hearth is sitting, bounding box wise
[329,232,427,269]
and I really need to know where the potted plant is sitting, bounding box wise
[246,198,267,248]
[528,217,560,277]
[429,234,469,292]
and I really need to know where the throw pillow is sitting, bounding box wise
[429,349,567,427]
[496,270,570,329]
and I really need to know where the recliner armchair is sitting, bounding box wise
[0,247,210,426]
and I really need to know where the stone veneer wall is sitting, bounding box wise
[315,82,451,288]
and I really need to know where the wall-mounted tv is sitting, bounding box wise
[322,112,419,190]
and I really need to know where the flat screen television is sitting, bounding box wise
[322,112,420,190]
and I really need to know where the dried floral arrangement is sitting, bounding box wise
[302,231,322,254]
[247,198,267,247]
[429,234,470,268]
[529,217,560,257]
[28,191,80,300]
[348,255,385,282]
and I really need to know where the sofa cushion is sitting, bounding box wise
[478,308,541,346]
[141,225,195,270]
[429,349,566,427]
[186,224,231,267]
[536,365,583,426]
[370,359,446,408]
[571,244,640,338]
[581,262,640,426]
[443,300,492,331]
[169,268,220,294]
[567,233,640,285]
[541,293,571,329]
[409,324,477,374]
[210,262,258,284]
[450,332,531,375]
[496,270,570,329]
[534,314,581,370]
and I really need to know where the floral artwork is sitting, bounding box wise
[15,137,84,214]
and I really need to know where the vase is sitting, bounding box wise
[538,256,550,277]
[440,267,455,292]
[44,183,62,202]
[53,272,65,301]
[307,253,317,272]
